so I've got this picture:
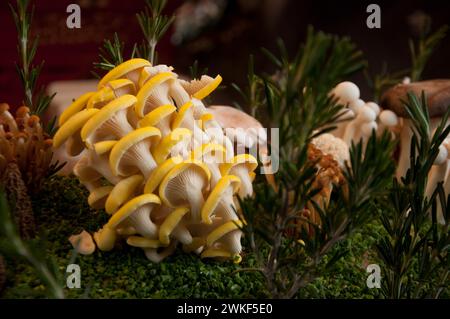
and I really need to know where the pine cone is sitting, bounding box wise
[2,162,35,239]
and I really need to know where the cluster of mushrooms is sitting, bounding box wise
[329,79,450,224]
[54,58,258,263]
[0,104,54,238]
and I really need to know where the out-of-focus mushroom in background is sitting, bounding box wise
[380,79,450,179]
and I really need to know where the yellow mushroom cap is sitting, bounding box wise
[200,247,242,263]
[53,108,99,149]
[144,155,183,194]
[87,87,116,109]
[93,226,117,251]
[107,78,136,93]
[159,206,190,245]
[220,154,258,176]
[152,128,192,164]
[93,140,117,155]
[106,194,161,229]
[135,72,176,117]
[199,113,214,130]
[126,236,162,248]
[105,174,144,214]
[206,220,243,247]
[81,94,137,144]
[138,104,177,128]
[192,75,222,100]
[88,185,114,209]
[171,100,194,129]
[109,126,161,176]
[98,58,151,89]
[59,92,95,126]
[201,175,241,224]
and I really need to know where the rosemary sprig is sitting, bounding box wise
[136,0,175,64]
[93,33,125,73]
[237,27,389,299]
[9,0,55,117]
[410,25,448,82]
[376,93,450,299]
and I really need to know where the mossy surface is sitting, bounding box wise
[2,176,386,299]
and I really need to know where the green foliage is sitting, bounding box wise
[93,33,126,74]
[235,27,395,298]
[135,0,175,64]
[0,189,64,299]
[375,93,450,298]
[368,25,448,101]
[409,26,448,82]
[9,0,56,121]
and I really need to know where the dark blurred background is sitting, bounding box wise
[0,0,449,110]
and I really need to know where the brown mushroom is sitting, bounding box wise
[380,79,450,178]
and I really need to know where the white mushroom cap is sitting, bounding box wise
[333,81,360,104]
[379,110,399,127]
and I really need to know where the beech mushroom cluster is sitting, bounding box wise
[55,58,258,263]
[330,82,380,148]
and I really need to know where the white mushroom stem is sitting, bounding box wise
[230,165,253,198]
[343,106,376,146]
[169,80,191,107]
[155,118,172,136]
[191,98,208,119]
[127,205,158,238]
[172,224,193,245]
[121,142,157,178]
[220,230,243,255]
[144,241,177,263]
[397,118,447,179]
[87,151,122,184]
[332,108,354,139]
[426,141,450,224]
[217,189,239,222]
[101,110,134,140]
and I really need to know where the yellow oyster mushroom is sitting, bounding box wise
[169,77,191,107]
[159,159,211,222]
[138,64,174,88]
[200,247,242,264]
[135,72,176,117]
[144,240,178,263]
[53,108,99,156]
[172,101,210,145]
[93,140,117,155]
[59,92,95,126]
[87,185,114,210]
[159,206,191,245]
[105,174,144,214]
[126,236,162,248]
[152,128,192,164]
[81,95,137,147]
[93,226,117,251]
[74,149,122,186]
[220,154,258,198]
[201,175,241,224]
[109,126,161,177]
[98,58,151,89]
[192,75,222,100]
[138,104,177,136]
[88,79,136,109]
[143,155,183,194]
[190,143,226,186]
[206,220,243,257]
[105,194,161,239]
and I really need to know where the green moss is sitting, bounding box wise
[2,175,390,299]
